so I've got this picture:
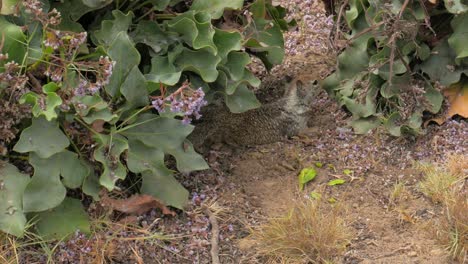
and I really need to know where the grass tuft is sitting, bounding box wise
[246,198,351,263]
[434,191,468,262]
[416,161,463,203]
[418,155,467,262]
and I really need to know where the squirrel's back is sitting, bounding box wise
[189,77,317,151]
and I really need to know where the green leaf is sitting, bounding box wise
[423,83,444,114]
[13,117,69,159]
[328,179,346,186]
[190,0,243,19]
[448,13,468,62]
[60,151,89,189]
[23,153,66,212]
[93,134,128,191]
[0,163,31,237]
[244,17,285,70]
[166,141,209,173]
[34,197,90,240]
[167,11,217,54]
[132,20,177,54]
[121,114,208,173]
[106,32,141,96]
[443,0,468,14]
[120,66,149,108]
[309,191,322,200]
[93,10,134,46]
[127,140,189,209]
[146,55,182,86]
[384,112,402,137]
[141,171,189,210]
[19,83,62,121]
[53,0,101,31]
[420,39,466,86]
[0,0,19,14]
[148,0,171,10]
[82,170,101,201]
[174,48,221,82]
[81,0,113,8]
[350,117,380,134]
[298,167,317,191]
[225,84,261,113]
[213,29,242,59]
[343,169,353,176]
[223,52,252,82]
[0,17,27,71]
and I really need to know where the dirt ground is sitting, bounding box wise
[2,1,467,264]
[185,86,465,264]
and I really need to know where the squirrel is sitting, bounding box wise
[188,76,319,152]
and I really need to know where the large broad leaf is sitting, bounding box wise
[93,10,134,46]
[106,32,141,96]
[120,114,208,172]
[127,140,189,209]
[19,82,62,121]
[23,153,66,212]
[21,149,89,213]
[13,117,69,159]
[213,29,242,60]
[146,55,182,86]
[244,17,285,70]
[190,0,243,19]
[148,0,171,10]
[34,197,90,240]
[93,134,128,190]
[0,0,19,14]
[167,11,217,54]
[0,163,31,237]
[174,48,221,82]
[132,20,178,54]
[0,17,27,71]
[81,0,113,8]
[443,0,468,14]
[350,117,381,134]
[60,151,89,189]
[420,39,467,86]
[225,84,261,113]
[53,0,101,31]
[448,13,468,62]
[120,66,149,108]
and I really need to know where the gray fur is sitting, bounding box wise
[189,78,317,151]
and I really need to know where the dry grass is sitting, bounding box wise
[433,191,468,262]
[418,155,467,262]
[246,197,351,263]
[389,181,411,206]
[416,160,464,203]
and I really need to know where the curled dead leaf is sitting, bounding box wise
[100,191,176,216]
[91,119,106,133]
[427,82,468,126]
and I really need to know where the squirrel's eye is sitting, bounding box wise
[312,80,318,85]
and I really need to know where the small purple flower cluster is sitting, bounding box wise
[23,0,61,27]
[44,30,88,51]
[152,86,208,125]
[0,61,28,90]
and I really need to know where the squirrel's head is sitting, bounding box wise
[283,77,318,114]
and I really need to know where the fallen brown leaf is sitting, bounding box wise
[100,192,176,216]
[91,119,106,133]
[427,82,468,126]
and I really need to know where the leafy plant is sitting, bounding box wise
[0,0,290,237]
[298,167,317,190]
[324,0,468,135]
